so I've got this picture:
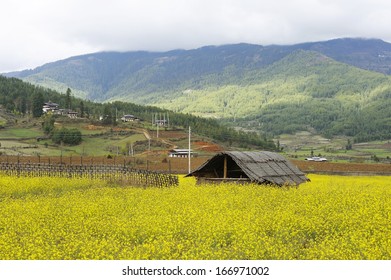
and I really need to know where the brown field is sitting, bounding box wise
[293,160,391,175]
[155,130,188,139]
[193,141,223,152]
[1,155,390,175]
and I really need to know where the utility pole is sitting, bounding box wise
[188,126,191,174]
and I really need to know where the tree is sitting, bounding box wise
[42,114,55,135]
[15,96,27,115]
[51,128,65,144]
[52,128,82,145]
[102,104,116,125]
[20,96,27,115]
[346,139,353,150]
[31,91,44,118]
[65,88,72,109]
[79,101,85,118]
[63,128,82,145]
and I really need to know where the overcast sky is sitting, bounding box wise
[1,0,391,73]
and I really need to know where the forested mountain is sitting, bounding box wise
[6,38,391,102]
[3,38,391,142]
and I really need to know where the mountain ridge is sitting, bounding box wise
[6,38,391,102]
[3,38,391,141]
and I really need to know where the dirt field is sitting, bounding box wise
[293,160,391,175]
[1,155,390,175]
[193,141,223,152]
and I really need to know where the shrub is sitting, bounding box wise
[52,128,82,145]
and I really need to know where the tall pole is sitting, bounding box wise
[188,126,191,174]
[157,119,159,138]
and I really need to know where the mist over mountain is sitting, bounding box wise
[4,38,391,141]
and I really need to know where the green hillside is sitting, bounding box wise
[0,75,275,150]
[157,50,391,141]
[7,38,391,103]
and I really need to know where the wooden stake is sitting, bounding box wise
[223,155,227,178]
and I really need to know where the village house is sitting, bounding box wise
[42,102,78,118]
[42,101,59,113]
[67,111,78,119]
[121,114,139,122]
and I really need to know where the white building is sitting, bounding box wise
[42,102,59,113]
[168,149,196,158]
[121,114,139,122]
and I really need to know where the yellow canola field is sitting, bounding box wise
[0,174,390,260]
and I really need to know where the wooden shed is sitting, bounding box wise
[187,151,309,186]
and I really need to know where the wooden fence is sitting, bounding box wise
[0,162,179,188]
[0,155,209,174]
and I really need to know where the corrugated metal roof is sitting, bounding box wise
[188,151,309,186]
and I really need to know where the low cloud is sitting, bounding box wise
[2,0,391,72]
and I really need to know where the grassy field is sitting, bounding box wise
[0,125,148,157]
[0,174,390,260]
[0,127,42,138]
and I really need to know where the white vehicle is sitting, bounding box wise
[305,156,327,162]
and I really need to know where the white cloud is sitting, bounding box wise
[1,0,391,72]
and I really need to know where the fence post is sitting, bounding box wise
[18,155,22,177]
